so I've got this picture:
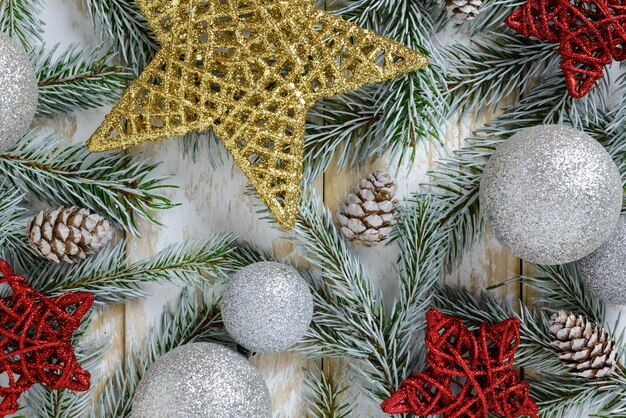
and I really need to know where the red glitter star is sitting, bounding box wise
[0,259,93,416]
[381,308,538,418]
[505,0,626,98]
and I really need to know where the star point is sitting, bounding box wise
[86,0,427,229]
[506,0,626,98]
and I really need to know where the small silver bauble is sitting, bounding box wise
[132,343,272,418]
[221,261,313,353]
[479,125,622,265]
[0,31,38,151]
[576,214,626,305]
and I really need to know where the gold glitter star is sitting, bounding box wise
[87,0,428,229]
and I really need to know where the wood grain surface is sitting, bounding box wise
[41,1,623,417]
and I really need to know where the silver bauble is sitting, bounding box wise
[576,214,626,305]
[0,32,38,151]
[479,125,622,265]
[132,343,272,418]
[221,261,313,353]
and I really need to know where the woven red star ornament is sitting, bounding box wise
[0,259,93,416]
[381,308,538,418]
[505,0,626,98]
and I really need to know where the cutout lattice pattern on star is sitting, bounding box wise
[0,260,93,416]
[87,0,428,229]
[381,308,538,418]
[506,0,626,98]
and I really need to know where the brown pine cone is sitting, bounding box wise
[550,311,619,379]
[26,207,113,263]
[337,171,397,247]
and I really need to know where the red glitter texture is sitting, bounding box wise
[381,308,538,418]
[505,0,626,98]
[0,259,93,416]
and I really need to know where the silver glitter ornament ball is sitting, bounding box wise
[0,31,38,151]
[222,261,313,353]
[132,343,272,418]
[576,214,626,305]
[480,125,622,265]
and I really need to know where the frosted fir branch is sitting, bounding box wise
[294,194,443,406]
[468,0,525,34]
[0,183,32,264]
[89,289,232,418]
[0,130,176,236]
[304,88,379,182]
[33,44,132,117]
[82,0,158,74]
[504,264,606,326]
[27,235,235,306]
[304,366,354,418]
[180,130,225,167]
[389,197,446,345]
[0,0,44,50]
[446,33,558,113]
[530,372,626,418]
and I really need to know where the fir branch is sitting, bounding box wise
[0,0,44,50]
[82,0,158,74]
[0,182,31,262]
[0,129,177,235]
[180,130,225,167]
[27,234,235,306]
[468,0,525,34]
[304,366,354,418]
[508,264,606,325]
[89,289,231,418]
[446,33,558,113]
[304,88,379,182]
[33,44,132,117]
[295,194,443,405]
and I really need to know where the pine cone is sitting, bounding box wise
[337,171,397,247]
[549,311,618,379]
[442,0,482,22]
[26,207,113,263]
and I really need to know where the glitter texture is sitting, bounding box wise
[576,214,626,305]
[85,0,428,230]
[0,31,38,151]
[479,125,622,265]
[132,343,271,418]
[221,261,313,353]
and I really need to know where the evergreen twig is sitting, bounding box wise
[82,0,158,74]
[25,235,236,306]
[294,194,443,405]
[33,44,132,116]
[304,366,354,418]
[0,130,177,235]
[0,0,44,50]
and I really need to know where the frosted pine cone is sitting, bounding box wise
[442,0,482,22]
[337,171,397,247]
[549,311,618,379]
[26,207,113,263]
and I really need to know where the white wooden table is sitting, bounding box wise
[42,1,624,416]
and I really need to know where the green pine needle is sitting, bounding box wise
[0,0,44,50]
[0,129,177,235]
[33,44,132,117]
